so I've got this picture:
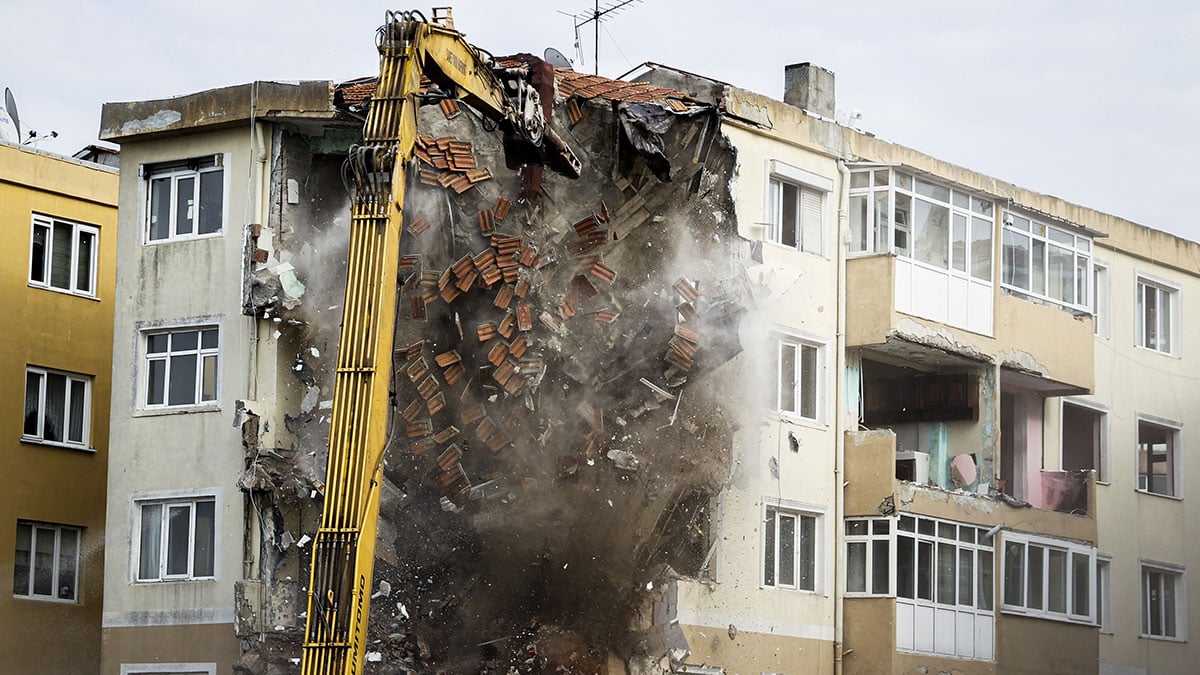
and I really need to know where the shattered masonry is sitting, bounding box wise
[236,56,758,674]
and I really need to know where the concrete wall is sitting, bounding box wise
[101,126,266,670]
[0,143,117,675]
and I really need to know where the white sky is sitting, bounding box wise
[3,1,1197,240]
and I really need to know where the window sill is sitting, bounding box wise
[1139,633,1187,643]
[26,283,101,302]
[1135,489,1183,502]
[142,231,224,246]
[761,584,821,595]
[765,410,828,430]
[763,239,827,260]
[1134,344,1181,360]
[133,404,221,418]
[11,594,79,604]
[133,576,217,585]
[1000,606,1096,626]
[19,437,96,454]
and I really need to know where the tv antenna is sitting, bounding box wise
[560,0,643,75]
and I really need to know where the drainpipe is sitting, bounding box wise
[832,158,850,675]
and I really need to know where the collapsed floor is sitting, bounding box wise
[237,61,760,674]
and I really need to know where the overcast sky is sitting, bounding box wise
[3,1,1197,240]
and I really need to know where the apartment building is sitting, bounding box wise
[95,33,1195,675]
[0,141,118,674]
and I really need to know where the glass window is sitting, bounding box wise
[775,337,820,421]
[764,508,818,591]
[28,215,99,297]
[1001,534,1097,624]
[1001,210,1093,312]
[845,517,892,596]
[1141,566,1184,639]
[137,497,217,581]
[144,327,220,408]
[22,367,92,448]
[13,521,81,601]
[1137,419,1178,497]
[1137,279,1176,354]
[768,177,823,255]
[144,157,224,243]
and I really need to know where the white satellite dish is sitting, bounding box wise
[544,47,573,70]
[0,87,19,145]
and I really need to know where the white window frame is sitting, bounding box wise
[22,366,92,450]
[28,214,100,298]
[895,514,995,660]
[1092,261,1109,337]
[1136,275,1178,355]
[844,517,894,597]
[761,498,823,593]
[773,333,824,423]
[1060,399,1108,483]
[1097,554,1113,634]
[141,155,226,244]
[1135,415,1182,499]
[12,520,81,602]
[1000,210,1093,313]
[140,324,221,410]
[133,494,218,582]
[765,160,830,256]
[1139,561,1186,641]
[1000,532,1097,625]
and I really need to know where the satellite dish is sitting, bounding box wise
[0,87,18,145]
[543,47,573,70]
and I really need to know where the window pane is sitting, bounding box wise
[193,500,215,578]
[780,183,798,248]
[872,539,890,594]
[76,230,95,294]
[937,542,956,605]
[24,371,41,436]
[872,519,890,535]
[57,528,78,600]
[850,172,869,189]
[171,330,199,351]
[1147,571,1162,636]
[799,344,817,420]
[139,504,162,580]
[1048,245,1073,304]
[847,541,867,592]
[899,515,915,532]
[68,379,86,444]
[897,535,915,599]
[1072,552,1090,617]
[1163,574,1176,637]
[148,359,166,406]
[43,372,66,442]
[175,176,195,236]
[1075,256,1089,308]
[849,195,868,253]
[13,523,31,595]
[1047,549,1067,613]
[198,170,224,234]
[149,177,172,241]
[201,355,218,402]
[30,223,48,283]
[959,548,974,607]
[168,354,198,406]
[798,515,816,591]
[978,549,994,610]
[917,540,933,601]
[873,169,889,186]
[779,514,796,586]
[1004,542,1024,606]
[1002,230,1030,289]
[50,221,73,289]
[166,505,191,576]
[1031,239,1046,296]
[1158,289,1171,353]
[914,178,950,203]
[778,344,796,413]
[913,200,949,269]
[874,191,890,254]
[951,213,967,273]
[893,193,911,256]
[846,520,868,536]
[764,512,776,586]
[33,527,55,596]
[201,328,219,349]
[1028,546,1044,610]
[971,217,992,280]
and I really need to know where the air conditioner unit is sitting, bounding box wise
[896,450,929,484]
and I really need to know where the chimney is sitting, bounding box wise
[784,63,835,119]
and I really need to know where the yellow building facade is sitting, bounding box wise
[0,142,117,674]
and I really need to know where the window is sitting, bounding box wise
[13,521,80,601]
[1097,556,1112,633]
[1001,533,1096,624]
[1137,278,1177,354]
[136,497,216,581]
[23,366,92,448]
[763,506,818,591]
[1141,564,1185,639]
[774,337,820,421]
[845,517,892,595]
[768,177,823,254]
[1001,211,1092,312]
[143,156,224,242]
[29,215,99,296]
[144,326,219,407]
[1061,401,1107,482]
[895,515,994,660]
[848,168,993,281]
[1137,419,1179,497]
[1093,262,1109,336]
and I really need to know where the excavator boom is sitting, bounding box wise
[300,9,578,674]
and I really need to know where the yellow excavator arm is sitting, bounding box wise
[300,9,579,675]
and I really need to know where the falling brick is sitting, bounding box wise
[493,196,511,221]
[408,216,431,236]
